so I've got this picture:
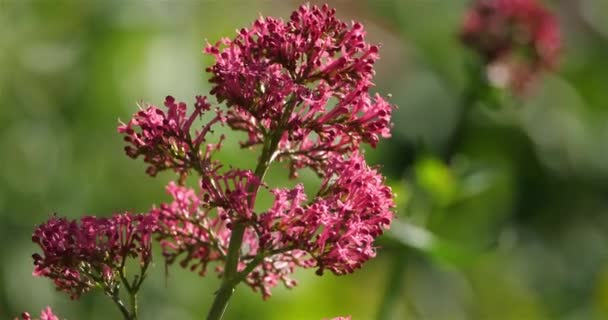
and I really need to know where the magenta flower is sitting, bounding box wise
[152,152,393,298]
[260,152,394,276]
[32,213,157,299]
[206,3,393,178]
[460,0,561,92]
[112,2,395,313]
[118,95,225,177]
[17,307,60,320]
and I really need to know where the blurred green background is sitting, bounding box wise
[2,0,608,319]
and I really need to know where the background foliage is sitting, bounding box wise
[2,0,608,319]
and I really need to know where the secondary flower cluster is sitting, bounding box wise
[259,152,393,276]
[460,0,561,92]
[206,3,393,178]
[118,95,225,177]
[17,307,59,320]
[32,213,157,299]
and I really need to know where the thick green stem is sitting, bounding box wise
[130,291,138,319]
[205,129,283,320]
[206,284,236,320]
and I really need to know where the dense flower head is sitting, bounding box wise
[17,307,60,320]
[32,213,157,299]
[460,0,561,92]
[118,95,225,177]
[206,3,393,177]
[259,152,394,275]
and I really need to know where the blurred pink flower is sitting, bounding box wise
[461,0,561,93]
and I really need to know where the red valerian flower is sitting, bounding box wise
[17,307,60,320]
[154,152,393,298]
[206,4,394,178]
[118,95,225,177]
[125,3,395,302]
[259,152,394,276]
[32,213,157,299]
[460,0,561,93]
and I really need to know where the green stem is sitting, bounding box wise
[206,284,236,320]
[108,287,132,320]
[130,291,138,320]
[205,128,283,320]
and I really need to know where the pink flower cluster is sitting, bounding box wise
[206,4,393,178]
[32,213,157,299]
[135,3,396,300]
[17,307,59,320]
[152,178,306,298]
[118,95,225,177]
[153,153,393,298]
[29,3,394,317]
[461,0,561,92]
[260,153,393,276]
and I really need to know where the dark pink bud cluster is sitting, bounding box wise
[260,152,394,276]
[461,0,561,92]
[17,307,59,320]
[118,95,225,176]
[205,3,393,178]
[32,213,157,299]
